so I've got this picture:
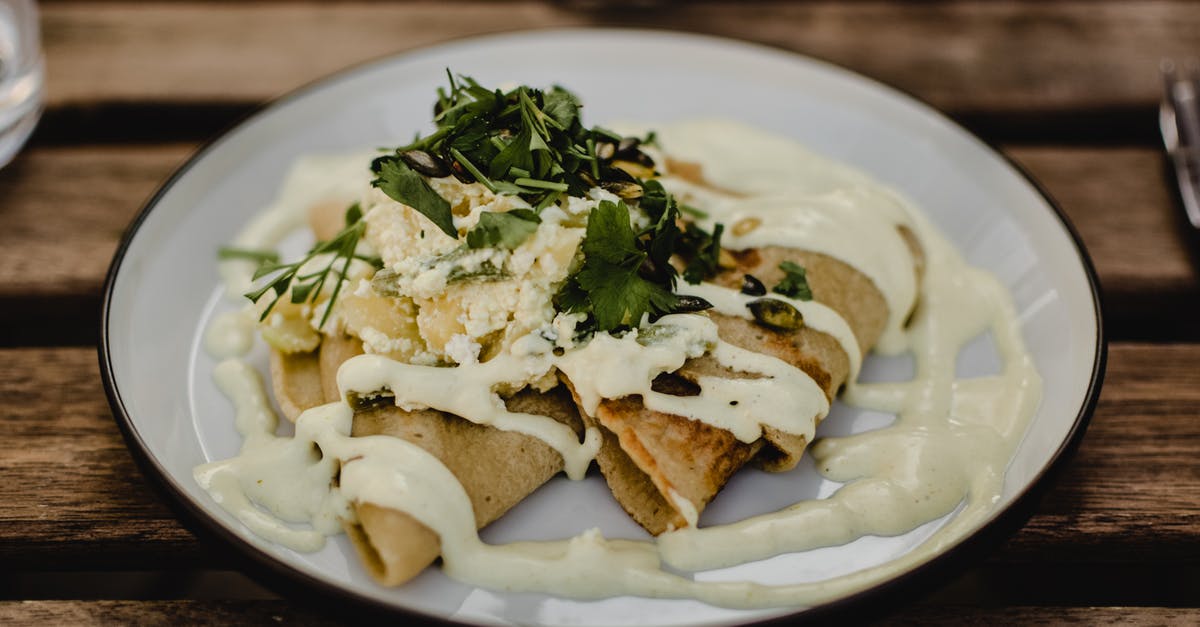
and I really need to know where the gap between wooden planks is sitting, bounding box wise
[0,343,1196,570]
[38,1,1200,113]
[0,144,1194,342]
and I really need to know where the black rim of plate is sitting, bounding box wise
[98,27,1107,627]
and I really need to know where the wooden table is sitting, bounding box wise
[2,2,1198,624]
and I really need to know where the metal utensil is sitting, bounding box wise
[1161,59,1200,230]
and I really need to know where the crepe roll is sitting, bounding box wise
[580,236,923,535]
[301,334,583,587]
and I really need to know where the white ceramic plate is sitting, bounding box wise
[101,29,1104,626]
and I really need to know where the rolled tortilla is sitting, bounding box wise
[272,201,588,585]
[300,334,582,586]
[268,348,323,424]
[343,386,581,585]
[576,238,923,535]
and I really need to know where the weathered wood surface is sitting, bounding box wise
[0,347,201,569]
[39,2,1200,114]
[997,343,1200,563]
[0,344,1196,569]
[0,145,188,299]
[5,1,1198,623]
[1,600,1197,626]
[1,145,1192,341]
[883,606,1200,626]
[0,600,337,626]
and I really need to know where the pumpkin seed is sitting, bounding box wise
[673,295,714,313]
[600,180,644,200]
[741,274,767,296]
[399,150,450,178]
[746,298,804,331]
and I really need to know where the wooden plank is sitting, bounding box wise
[0,600,335,626]
[0,145,188,298]
[1011,148,1192,293]
[40,2,1199,113]
[0,598,1195,619]
[0,144,190,345]
[0,600,1196,626]
[884,606,1200,626]
[0,344,1196,569]
[1,144,1195,340]
[0,347,202,569]
[998,343,1200,562]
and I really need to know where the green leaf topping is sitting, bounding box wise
[466,209,542,250]
[371,159,456,238]
[558,200,681,332]
[679,202,709,219]
[344,202,364,225]
[773,261,813,301]
[244,73,737,340]
[371,73,662,236]
[679,222,724,284]
[243,204,383,328]
[218,246,279,265]
[636,179,682,288]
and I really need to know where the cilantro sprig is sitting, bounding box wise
[679,223,725,284]
[556,200,682,331]
[556,178,728,333]
[341,74,735,336]
[465,209,541,250]
[773,261,813,301]
[242,204,383,328]
[370,71,639,228]
[218,246,279,265]
[228,74,738,340]
[372,159,454,237]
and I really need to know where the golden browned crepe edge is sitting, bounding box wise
[268,348,323,423]
[265,201,584,585]
[578,384,765,535]
[341,387,580,586]
[573,307,850,535]
[572,199,924,533]
[295,334,583,587]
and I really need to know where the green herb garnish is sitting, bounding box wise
[557,200,682,332]
[466,209,541,250]
[371,72,651,232]
[244,204,383,328]
[680,223,724,284]
[679,202,709,219]
[773,261,813,301]
[371,158,455,238]
[256,74,730,338]
[218,246,279,265]
[636,179,682,288]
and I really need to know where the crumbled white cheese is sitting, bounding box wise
[358,326,412,356]
[356,176,596,366]
[444,334,483,365]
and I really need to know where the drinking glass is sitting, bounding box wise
[0,0,42,168]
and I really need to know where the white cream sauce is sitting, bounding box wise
[193,359,346,551]
[203,307,257,359]
[655,119,918,353]
[196,119,1043,610]
[676,281,863,382]
[555,314,828,444]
